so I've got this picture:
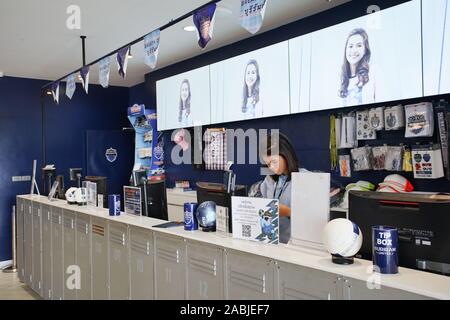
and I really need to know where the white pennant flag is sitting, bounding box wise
[240,0,268,34]
[65,73,76,99]
[144,29,161,69]
[51,82,60,104]
[99,56,111,88]
[80,66,90,94]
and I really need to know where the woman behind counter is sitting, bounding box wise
[252,132,307,244]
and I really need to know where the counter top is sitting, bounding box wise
[19,194,450,300]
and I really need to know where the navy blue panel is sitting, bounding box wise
[86,130,134,197]
[0,76,129,261]
[44,82,129,189]
[0,76,45,261]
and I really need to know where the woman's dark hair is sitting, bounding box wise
[242,59,261,113]
[339,28,371,99]
[260,131,300,181]
[179,79,191,122]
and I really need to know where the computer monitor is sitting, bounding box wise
[85,176,107,208]
[143,180,168,220]
[196,182,247,233]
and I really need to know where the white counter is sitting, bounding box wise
[19,194,450,300]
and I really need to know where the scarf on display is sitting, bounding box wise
[99,56,111,88]
[144,29,161,69]
[65,73,76,100]
[117,46,130,79]
[204,128,227,170]
[80,66,90,94]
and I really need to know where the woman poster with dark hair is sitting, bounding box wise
[242,59,263,119]
[178,79,192,126]
[339,28,376,106]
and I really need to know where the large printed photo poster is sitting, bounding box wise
[156,66,211,130]
[210,41,290,124]
[290,0,423,112]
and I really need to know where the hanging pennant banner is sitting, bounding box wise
[144,29,161,69]
[51,82,60,104]
[193,3,216,49]
[240,0,268,34]
[117,46,130,79]
[65,73,76,99]
[80,66,90,94]
[99,56,111,88]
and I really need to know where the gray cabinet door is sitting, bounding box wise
[91,217,109,300]
[277,262,340,300]
[32,202,42,296]
[186,241,224,300]
[23,200,33,287]
[63,211,76,300]
[225,250,275,300]
[51,207,63,300]
[108,221,130,300]
[41,205,52,300]
[16,198,25,282]
[75,213,91,300]
[154,234,186,299]
[129,226,154,300]
[342,277,431,300]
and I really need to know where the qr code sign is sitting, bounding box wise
[242,224,252,238]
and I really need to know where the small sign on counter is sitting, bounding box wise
[231,196,279,244]
[123,186,142,216]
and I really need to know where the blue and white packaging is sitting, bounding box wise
[372,226,398,274]
[184,202,198,231]
[109,194,121,216]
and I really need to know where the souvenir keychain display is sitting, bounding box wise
[339,155,351,177]
[356,110,377,140]
[339,113,357,149]
[412,144,445,179]
[404,102,434,138]
[384,105,405,131]
[350,146,372,171]
[435,100,449,179]
[402,147,413,172]
[385,146,403,171]
[372,146,388,170]
[369,107,385,131]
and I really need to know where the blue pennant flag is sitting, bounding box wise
[51,82,60,104]
[80,66,90,94]
[193,3,216,49]
[117,47,130,79]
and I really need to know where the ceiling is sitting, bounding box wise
[0,0,349,87]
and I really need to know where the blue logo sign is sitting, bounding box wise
[105,148,118,163]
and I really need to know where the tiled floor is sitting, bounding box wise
[0,271,40,300]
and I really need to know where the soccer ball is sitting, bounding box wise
[323,218,363,260]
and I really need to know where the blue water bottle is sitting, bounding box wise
[372,226,398,274]
[184,202,198,231]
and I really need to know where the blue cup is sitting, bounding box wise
[184,202,198,231]
[109,194,121,216]
[372,226,398,274]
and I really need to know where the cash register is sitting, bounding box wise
[349,191,450,276]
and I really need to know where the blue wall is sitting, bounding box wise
[0,76,129,261]
[0,77,44,261]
